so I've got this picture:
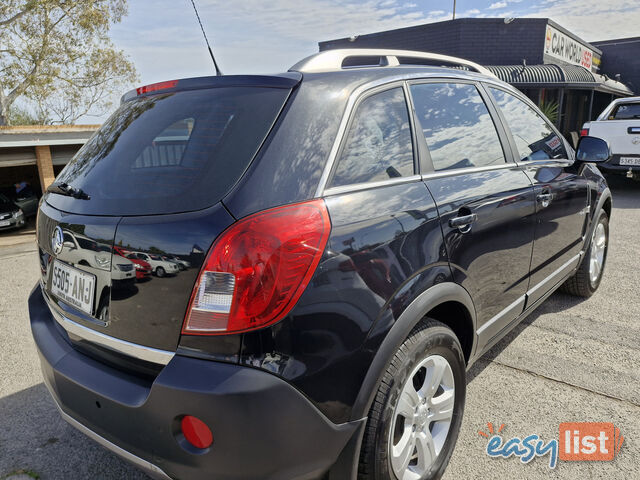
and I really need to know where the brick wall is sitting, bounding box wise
[319,18,549,66]
[592,37,640,95]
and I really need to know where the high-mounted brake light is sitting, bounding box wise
[580,128,589,137]
[182,199,331,335]
[136,80,178,96]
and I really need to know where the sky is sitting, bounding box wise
[95,0,640,121]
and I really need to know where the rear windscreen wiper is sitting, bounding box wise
[47,182,90,200]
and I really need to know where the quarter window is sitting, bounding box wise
[489,88,568,161]
[410,83,506,171]
[330,87,414,187]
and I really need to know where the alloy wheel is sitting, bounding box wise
[589,220,607,285]
[389,354,455,480]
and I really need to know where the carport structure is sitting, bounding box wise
[0,125,98,192]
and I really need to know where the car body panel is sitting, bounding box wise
[28,65,611,479]
[521,161,590,305]
[424,167,536,350]
[240,180,448,423]
[109,204,237,352]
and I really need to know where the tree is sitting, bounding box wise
[0,0,138,125]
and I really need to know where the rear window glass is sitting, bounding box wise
[53,87,290,215]
[611,103,640,120]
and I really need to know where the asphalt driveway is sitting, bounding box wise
[0,176,638,479]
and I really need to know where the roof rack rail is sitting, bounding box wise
[289,49,496,78]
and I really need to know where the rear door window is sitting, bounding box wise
[53,87,290,215]
[488,87,568,161]
[611,103,640,120]
[329,87,414,188]
[410,82,506,171]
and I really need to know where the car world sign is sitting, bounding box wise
[544,24,594,70]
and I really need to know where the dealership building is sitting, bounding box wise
[320,18,635,140]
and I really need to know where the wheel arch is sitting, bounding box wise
[350,281,476,422]
[586,187,612,251]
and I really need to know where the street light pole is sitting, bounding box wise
[453,0,456,19]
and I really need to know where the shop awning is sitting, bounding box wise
[487,64,633,96]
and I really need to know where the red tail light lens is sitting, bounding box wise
[182,199,331,335]
[580,128,589,137]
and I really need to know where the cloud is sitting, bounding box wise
[525,0,639,41]
[489,2,508,9]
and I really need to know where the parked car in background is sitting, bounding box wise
[29,49,612,480]
[0,182,40,217]
[0,193,25,231]
[114,246,152,280]
[581,96,640,178]
[162,254,190,270]
[129,252,179,277]
[61,232,136,287]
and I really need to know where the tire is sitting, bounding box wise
[358,319,466,480]
[561,209,609,298]
[156,266,165,278]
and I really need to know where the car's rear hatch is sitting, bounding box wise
[37,74,300,357]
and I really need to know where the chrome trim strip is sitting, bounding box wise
[421,163,519,181]
[527,253,582,298]
[51,398,172,480]
[476,295,526,336]
[324,175,422,196]
[44,293,175,366]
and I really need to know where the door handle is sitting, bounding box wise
[449,213,477,233]
[537,193,553,208]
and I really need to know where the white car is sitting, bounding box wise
[61,231,135,281]
[162,254,190,270]
[129,252,179,277]
[581,96,640,178]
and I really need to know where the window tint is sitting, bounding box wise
[53,87,290,216]
[611,103,640,120]
[489,88,568,161]
[330,87,413,187]
[410,83,506,171]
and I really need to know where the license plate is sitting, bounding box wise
[50,260,96,315]
[619,157,640,166]
[0,220,10,227]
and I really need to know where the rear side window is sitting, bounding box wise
[330,87,414,187]
[489,88,568,161]
[410,83,506,171]
[54,87,290,216]
[611,103,640,120]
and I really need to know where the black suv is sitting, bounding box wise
[29,49,612,480]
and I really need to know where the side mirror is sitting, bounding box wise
[576,136,611,163]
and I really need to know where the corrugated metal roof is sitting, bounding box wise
[488,64,564,84]
[562,65,596,83]
[486,64,632,96]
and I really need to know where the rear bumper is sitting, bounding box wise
[599,155,640,174]
[29,284,361,480]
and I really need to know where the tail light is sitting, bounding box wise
[182,199,331,335]
[580,128,589,137]
[136,80,178,95]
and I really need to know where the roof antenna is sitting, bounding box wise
[188,0,223,76]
